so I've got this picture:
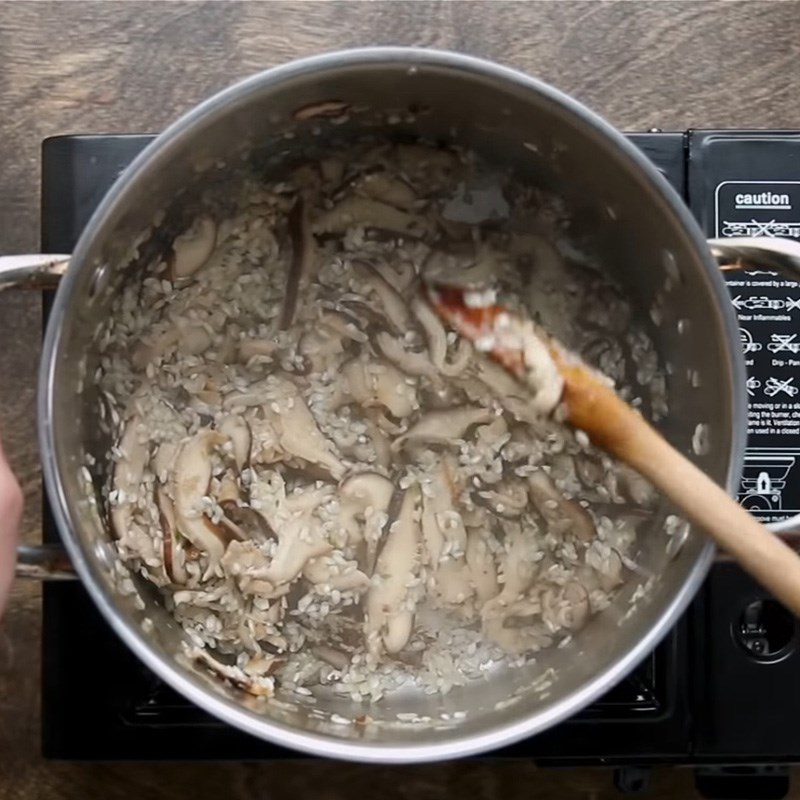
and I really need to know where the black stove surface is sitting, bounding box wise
[39,132,800,783]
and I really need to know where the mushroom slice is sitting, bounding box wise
[423,242,509,289]
[292,100,350,121]
[153,440,186,584]
[222,379,274,410]
[465,529,499,604]
[157,485,187,585]
[442,338,472,377]
[303,556,370,592]
[110,415,150,540]
[280,197,315,330]
[364,414,392,470]
[584,541,624,592]
[475,415,509,448]
[264,509,332,587]
[238,338,278,363]
[339,472,394,566]
[396,143,458,182]
[474,356,528,399]
[411,297,448,370]
[170,216,217,280]
[188,646,274,698]
[476,478,529,518]
[481,520,543,651]
[353,261,410,331]
[242,652,285,678]
[222,539,272,582]
[313,196,428,237]
[412,295,475,377]
[247,412,282,466]
[313,645,350,671]
[420,492,444,569]
[365,486,421,656]
[472,356,545,425]
[433,560,474,611]
[319,310,369,343]
[376,332,440,382]
[342,358,418,420]
[421,458,467,563]
[219,501,275,545]
[372,259,417,293]
[392,406,494,451]
[218,416,251,472]
[541,581,590,632]
[285,482,334,510]
[268,379,345,479]
[527,469,597,542]
[419,461,473,613]
[495,520,539,601]
[298,325,346,374]
[353,171,417,210]
[172,428,229,577]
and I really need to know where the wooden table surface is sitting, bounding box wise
[2,2,800,798]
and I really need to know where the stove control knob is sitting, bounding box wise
[733,599,798,662]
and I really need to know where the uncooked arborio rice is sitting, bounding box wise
[95,141,666,702]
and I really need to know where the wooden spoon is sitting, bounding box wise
[427,285,800,617]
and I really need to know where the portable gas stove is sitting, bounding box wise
[39,131,800,799]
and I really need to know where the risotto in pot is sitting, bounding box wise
[96,141,666,701]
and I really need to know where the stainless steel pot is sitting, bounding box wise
[3,48,800,762]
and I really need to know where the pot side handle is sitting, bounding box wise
[709,236,800,536]
[0,254,70,292]
[709,236,800,280]
[1,255,77,579]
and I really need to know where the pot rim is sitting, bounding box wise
[38,46,747,763]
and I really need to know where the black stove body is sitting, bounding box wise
[40,132,800,796]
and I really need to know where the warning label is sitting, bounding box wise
[716,180,800,522]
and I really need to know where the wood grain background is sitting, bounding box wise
[2,2,800,797]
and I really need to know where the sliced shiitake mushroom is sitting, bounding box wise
[527,469,597,543]
[541,581,590,632]
[267,379,345,480]
[169,217,216,280]
[172,428,229,578]
[352,260,410,331]
[280,197,315,330]
[342,357,418,420]
[352,170,417,210]
[365,486,421,656]
[339,472,394,556]
[392,406,494,451]
[376,331,441,383]
[109,415,149,541]
[219,501,276,545]
[313,196,429,237]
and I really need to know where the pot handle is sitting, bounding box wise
[709,236,800,536]
[708,236,800,279]
[17,544,77,580]
[0,254,70,292]
[1,255,77,579]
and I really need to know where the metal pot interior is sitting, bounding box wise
[41,50,742,761]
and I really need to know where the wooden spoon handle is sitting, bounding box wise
[566,369,800,617]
